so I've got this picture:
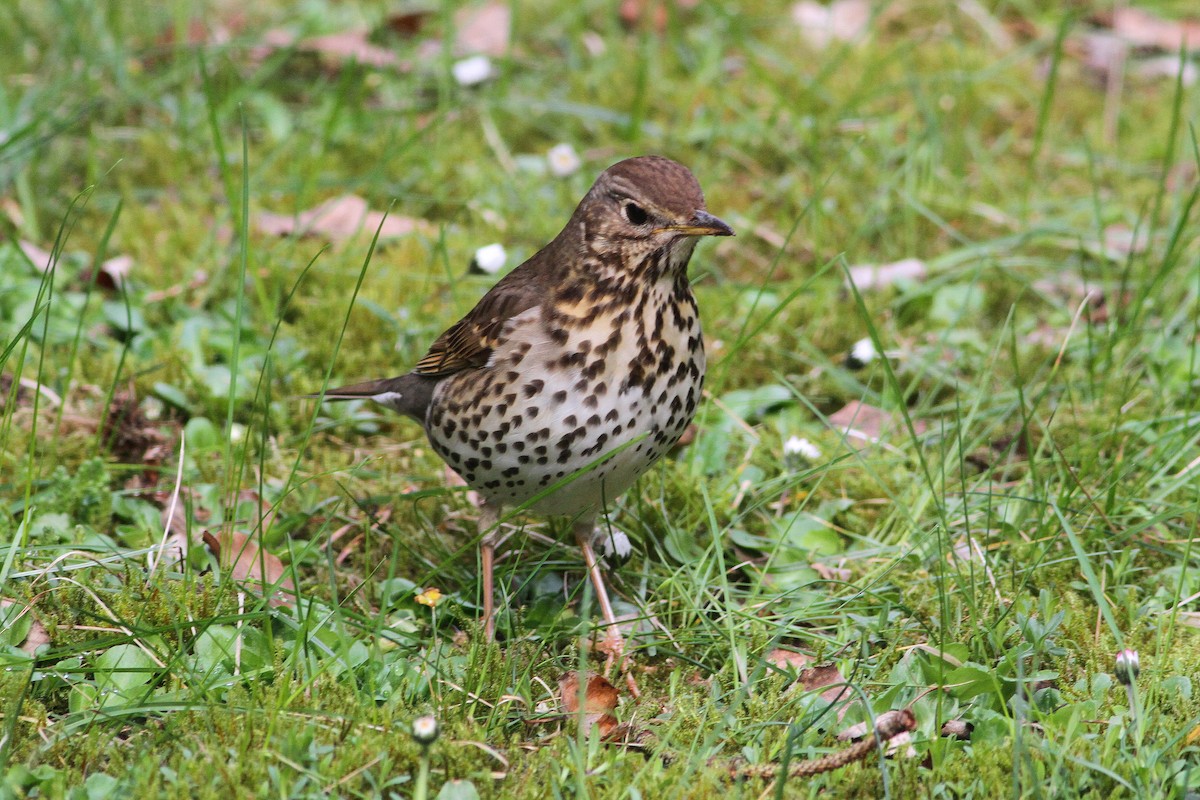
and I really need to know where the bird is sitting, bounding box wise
[311,156,733,689]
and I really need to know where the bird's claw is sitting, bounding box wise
[598,628,640,698]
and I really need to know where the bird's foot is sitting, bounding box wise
[597,627,640,698]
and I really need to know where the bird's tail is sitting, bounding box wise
[304,374,438,421]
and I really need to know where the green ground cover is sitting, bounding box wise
[2,1,1200,797]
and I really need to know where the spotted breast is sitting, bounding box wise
[425,266,704,516]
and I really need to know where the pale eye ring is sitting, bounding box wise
[623,202,649,226]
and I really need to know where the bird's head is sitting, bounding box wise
[571,156,733,278]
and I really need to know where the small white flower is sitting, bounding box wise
[546,143,581,177]
[783,436,822,462]
[451,55,493,87]
[412,715,439,745]
[1115,649,1140,685]
[472,243,507,275]
[597,527,633,561]
[847,337,877,368]
[229,423,247,445]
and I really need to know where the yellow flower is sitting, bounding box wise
[415,587,443,607]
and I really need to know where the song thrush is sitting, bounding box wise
[312,156,732,685]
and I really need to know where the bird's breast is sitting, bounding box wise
[424,280,704,515]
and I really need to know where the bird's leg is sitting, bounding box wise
[479,501,500,641]
[573,519,640,698]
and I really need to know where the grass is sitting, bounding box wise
[2,0,1200,796]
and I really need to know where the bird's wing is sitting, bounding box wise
[413,275,544,376]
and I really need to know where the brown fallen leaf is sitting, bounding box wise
[618,0,700,33]
[793,0,871,49]
[1073,10,1200,86]
[1135,55,1198,84]
[670,423,697,451]
[1097,224,1151,257]
[202,530,295,605]
[385,9,433,38]
[1,197,25,227]
[559,671,620,737]
[1032,274,1132,325]
[766,648,812,672]
[155,14,242,48]
[0,375,29,409]
[1108,7,1200,51]
[257,195,427,243]
[253,28,409,71]
[0,375,62,412]
[101,386,168,467]
[826,400,926,446]
[305,31,403,68]
[455,2,511,56]
[1068,31,1127,82]
[79,254,135,291]
[845,257,927,291]
[98,254,134,289]
[811,561,852,582]
[941,719,972,740]
[17,240,55,272]
[1,598,50,656]
[797,662,851,709]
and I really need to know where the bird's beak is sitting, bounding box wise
[658,209,735,237]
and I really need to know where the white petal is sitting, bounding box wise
[452,55,493,86]
[473,243,507,274]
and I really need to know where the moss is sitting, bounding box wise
[41,457,114,529]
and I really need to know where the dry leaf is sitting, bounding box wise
[1071,31,1128,80]
[1135,55,1198,84]
[845,257,927,290]
[101,386,167,466]
[1,598,50,656]
[1098,224,1151,257]
[766,648,813,672]
[798,662,850,708]
[385,9,433,38]
[202,530,295,605]
[560,671,619,714]
[232,488,278,534]
[156,15,242,48]
[618,0,700,32]
[1109,7,1200,51]
[257,195,427,243]
[811,562,852,582]
[17,240,55,272]
[0,375,61,413]
[95,254,134,290]
[0,375,29,409]
[305,31,403,68]
[826,400,926,445]
[455,2,511,56]
[942,719,972,740]
[254,28,409,71]
[793,0,871,49]
[559,671,620,737]
[1,197,25,228]
[1032,275,1131,325]
[670,423,698,451]
[1076,10,1200,84]
[159,520,191,567]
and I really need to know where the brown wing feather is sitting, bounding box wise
[412,269,547,376]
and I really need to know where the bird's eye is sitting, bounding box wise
[623,202,649,225]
